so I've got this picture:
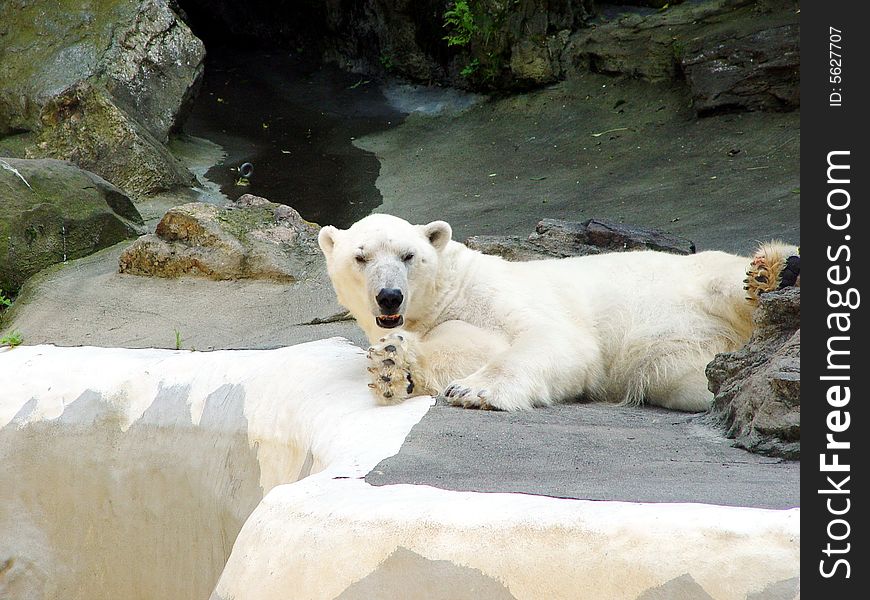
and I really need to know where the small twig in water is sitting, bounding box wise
[591,127,629,137]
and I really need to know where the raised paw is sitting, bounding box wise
[367,333,416,405]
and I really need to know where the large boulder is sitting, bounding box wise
[560,0,800,114]
[118,194,324,282]
[705,287,800,458]
[0,0,204,194]
[27,82,196,198]
[0,157,145,294]
[0,0,204,141]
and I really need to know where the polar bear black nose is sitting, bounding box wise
[376,288,403,313]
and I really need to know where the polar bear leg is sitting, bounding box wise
[367,321,509,405]
[444,325,603,411]
[644,363,714,412]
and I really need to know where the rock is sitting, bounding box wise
[0,0,204,142]
[0,0,203,196]
[27,82,196,198]
[534,218,696,254]
[449,0,592,89]
[680,21,800,115]
[509,39,557,85]
[0,157,145,294]
[467,218,695,261]
[560,0,800,115]
[119,194,324,282]
[705,287,800,458]
[101,0,206,142]
[465,235,556,262]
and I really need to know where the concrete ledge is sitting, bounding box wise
[0,341,799,599]
[217,478,799,600]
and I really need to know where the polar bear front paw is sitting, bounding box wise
[367,333,416,405]
[442,375,536,411]
[443,382,496,410]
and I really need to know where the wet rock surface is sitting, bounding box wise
[0,158,144,294]
[119,194,324,282]
[466,217,695,261]
[705,286,800,458]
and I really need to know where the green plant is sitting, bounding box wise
[443,1,478,47]
[174,329,182,350]
[442,1,513,86]
[460,58,480,78]
[379,52,395,71]
[1,330,23,348]
[0,290,12,309]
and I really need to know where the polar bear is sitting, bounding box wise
[318,214,797,411]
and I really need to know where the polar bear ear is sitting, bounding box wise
[422,221,452,251]
[318,225,340,257]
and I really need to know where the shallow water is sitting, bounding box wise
[183,51,405,228]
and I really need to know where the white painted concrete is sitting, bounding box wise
[0,341,431,599]
[0,341,799,600]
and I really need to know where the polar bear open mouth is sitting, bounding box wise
[376,314,404,328]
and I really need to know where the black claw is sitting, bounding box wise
[406,377,414,394]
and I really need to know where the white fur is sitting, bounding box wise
[319,214,768,411]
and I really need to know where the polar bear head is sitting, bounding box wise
[318,214,452,332]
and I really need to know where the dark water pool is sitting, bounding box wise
[183,51,405,228]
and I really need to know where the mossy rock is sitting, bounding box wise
[26,82,196,198]
[119,194,324,282]
[0,0,204,142]
[0,157,145,294]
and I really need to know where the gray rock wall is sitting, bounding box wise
[706,287,800,458]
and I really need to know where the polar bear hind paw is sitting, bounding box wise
[367,333,416,405]
[744,241,800,304]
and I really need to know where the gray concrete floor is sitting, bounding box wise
[367,401,800,509]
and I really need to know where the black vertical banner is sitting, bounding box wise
[802,2,867,597]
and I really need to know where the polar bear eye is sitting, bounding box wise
[402,252,415,263]
[355,255,368,265]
